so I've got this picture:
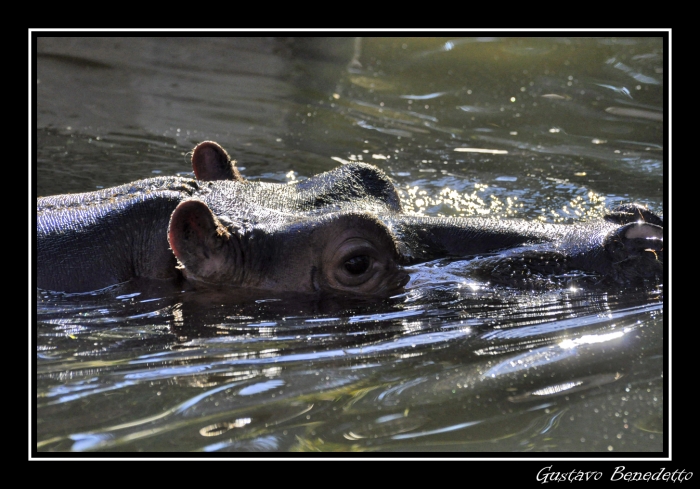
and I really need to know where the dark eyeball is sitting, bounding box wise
[344,255,371,275]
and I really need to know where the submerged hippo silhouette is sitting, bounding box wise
[36,141,664,295]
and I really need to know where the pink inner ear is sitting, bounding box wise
[191,141,240,181]
[168,199,238,282]
[168,200,210,260]
[192,142,223,180]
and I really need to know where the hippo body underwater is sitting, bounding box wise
[36,141,664,295]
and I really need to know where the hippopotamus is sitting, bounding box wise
[36,141,664,296]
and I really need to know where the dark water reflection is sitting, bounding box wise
[33,35,666,454]
[37,283,663,452]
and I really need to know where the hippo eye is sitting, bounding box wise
[344,255,371,275]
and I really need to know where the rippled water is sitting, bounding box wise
[33,35,666,455]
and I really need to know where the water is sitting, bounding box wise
[33,35,667,456]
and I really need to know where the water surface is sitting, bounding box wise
[33,35,666,455]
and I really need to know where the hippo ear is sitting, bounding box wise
[168,200,241,284]
[191,141,244,182]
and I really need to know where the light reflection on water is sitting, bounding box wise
[36,278,663,452]
[34,36,665,453]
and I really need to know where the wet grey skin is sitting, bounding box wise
[36,141,664,295]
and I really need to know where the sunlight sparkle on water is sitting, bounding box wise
[531,381,584,396]
[199,418,251,437]
[454,147,509,154]
[559,331,625,350]
[399,184,518,217]
[331,156,352,165]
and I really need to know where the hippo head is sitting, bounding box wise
[603,221,664,284]
[167,199,410,297]
[36,139,665,295]
[167,140,410,297]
